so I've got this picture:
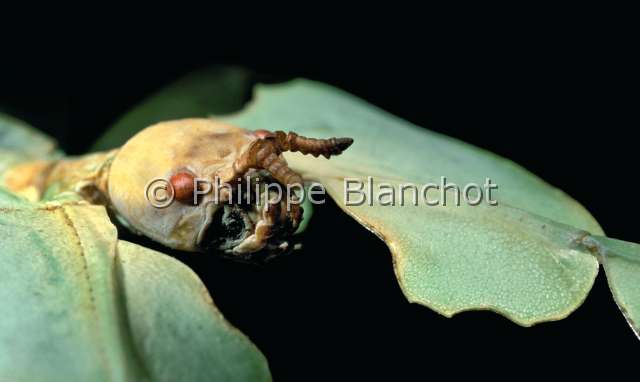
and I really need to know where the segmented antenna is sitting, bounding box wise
[272,131,353,159]
[233,130,354,186]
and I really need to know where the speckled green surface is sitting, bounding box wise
[224,80,607,325]
[0,196,271,382]
[596,236,640,337]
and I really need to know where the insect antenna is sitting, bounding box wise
[233,130,354,186]
[272,131,354,159]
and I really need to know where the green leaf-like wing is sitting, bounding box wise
[0,190,270,381]
[591,236,640,337]
[0,112,59,157]
[88,68,639,332]
[0,112,62,174]
[221,80,608,326]
[115,240,271,381]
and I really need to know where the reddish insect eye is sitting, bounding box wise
[170,171,196,204]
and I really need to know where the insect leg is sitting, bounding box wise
[233,140,302,186]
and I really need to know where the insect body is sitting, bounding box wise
[4,77,640,382]
[2,118,353,261]
[2,77,639,346]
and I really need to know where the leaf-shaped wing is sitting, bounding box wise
[0,113,62,175]
[591,236,640,337]
[0,190,270,381]
[0,112,59,157]
[88,67,638,333]
[221,80,606,325]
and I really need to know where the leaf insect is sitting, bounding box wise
[0,69,638,380]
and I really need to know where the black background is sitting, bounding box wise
[1,37,636,380]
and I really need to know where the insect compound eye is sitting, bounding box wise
[169,171,197,204]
